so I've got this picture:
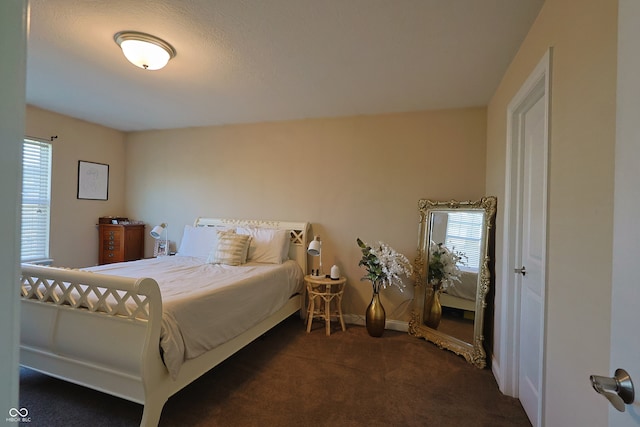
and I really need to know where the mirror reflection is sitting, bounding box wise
[426,211,484,343]
[409,197,497,368]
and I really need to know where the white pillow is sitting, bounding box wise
[175,225,220,259]
[236,227,290,264]
[280,232,291,262]
[207,230,251,266]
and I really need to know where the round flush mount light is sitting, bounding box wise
[114,31,176,70]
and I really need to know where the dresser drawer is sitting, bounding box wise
[102,250,122,264]
[102,236,121,248]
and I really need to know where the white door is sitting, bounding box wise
[517,91,547,427]
[608,1,640,425]
[502,50,550,427]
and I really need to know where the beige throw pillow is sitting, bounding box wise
[207,231,251,266]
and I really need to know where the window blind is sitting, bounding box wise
[444,211,484,270]
[21,139,52,262]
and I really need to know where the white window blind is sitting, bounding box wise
[21,139,52,262]
[444,211,484,271]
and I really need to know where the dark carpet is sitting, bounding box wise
[19,316,530,426]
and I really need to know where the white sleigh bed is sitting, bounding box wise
[440,270,478,313]
[19,217,310,427]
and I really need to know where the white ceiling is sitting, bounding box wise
[26,0,544,132]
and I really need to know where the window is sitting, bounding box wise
[21,139,52,263]
[444,211,484,271]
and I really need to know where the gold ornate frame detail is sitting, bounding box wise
[408,197,497,369]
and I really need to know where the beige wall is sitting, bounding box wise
[25,106,127,268]
[125,108,486,322]
[486,0,617,425]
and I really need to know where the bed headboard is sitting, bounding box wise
[193,217,311,274]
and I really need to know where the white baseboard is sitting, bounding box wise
[342,314,408,333]
[492,355,503,391]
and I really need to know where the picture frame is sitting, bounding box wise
[77,160,109,200]
[154,239,169,257]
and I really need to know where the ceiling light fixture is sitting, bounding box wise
[114,31,176,70]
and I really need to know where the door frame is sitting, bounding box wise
[0,0,28,413]
[496,48,551,424]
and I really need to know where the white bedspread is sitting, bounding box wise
[443,270,478,301]
[86,256,303,378]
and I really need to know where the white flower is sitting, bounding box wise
[357,238,413,293]
[428,242,466,290]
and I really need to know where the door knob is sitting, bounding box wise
[590,368,635,412]
[514,266,526,276]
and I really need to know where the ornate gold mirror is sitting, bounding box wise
[408,197,497,368]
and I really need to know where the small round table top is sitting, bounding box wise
[304,275,346,286]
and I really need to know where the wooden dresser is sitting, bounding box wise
[98,223,145,265]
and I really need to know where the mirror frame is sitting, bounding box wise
[408,197,497,368]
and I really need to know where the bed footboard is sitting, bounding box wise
[19,264,166,425]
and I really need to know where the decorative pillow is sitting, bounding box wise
[236,227,290,264]
[207,231,251,266]
[175,225,221,259]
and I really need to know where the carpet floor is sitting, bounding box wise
[19,316,531,426]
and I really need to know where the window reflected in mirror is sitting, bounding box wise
[429,211,484,343]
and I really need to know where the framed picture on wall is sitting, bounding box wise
[77,160,109,200]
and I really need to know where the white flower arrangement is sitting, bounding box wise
[428,242,466,290]
[357,238,413,293]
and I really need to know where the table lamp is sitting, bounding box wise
[150,223,168,256]
[307,235,323,277]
